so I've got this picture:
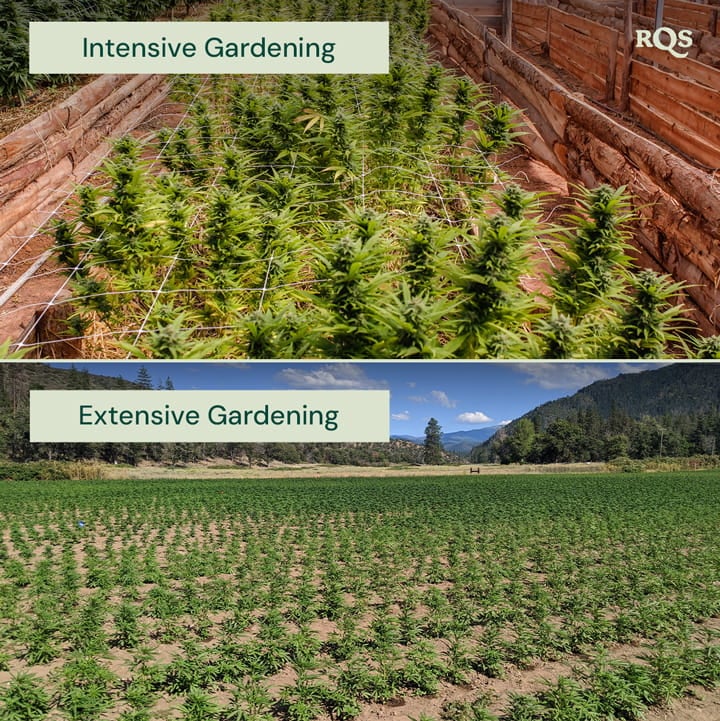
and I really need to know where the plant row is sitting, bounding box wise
[1,473,720,718]
[44,0,717,359]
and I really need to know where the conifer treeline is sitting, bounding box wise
[474,408,720,464]
[0,364,428,466]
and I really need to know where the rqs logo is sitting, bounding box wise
[635,27,694,59]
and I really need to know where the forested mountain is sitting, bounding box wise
[472,363,720,464]
[0,364,450,466]
[524,364,720,426]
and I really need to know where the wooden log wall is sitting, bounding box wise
[512,0,720,168]
[452,0,503,31]
[0,74,169,256]
[639,0,719,35]
[431,0,720,332]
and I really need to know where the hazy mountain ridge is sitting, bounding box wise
[393,427,502,455]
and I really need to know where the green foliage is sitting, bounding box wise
[0,460,74,481]
[423,417,443,465]
[0,1,180,102]
[57,656,116,720]
[1,472,720,719]
[36,0,707,358]
[0,673,50,720]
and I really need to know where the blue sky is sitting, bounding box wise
[52,361,671,436]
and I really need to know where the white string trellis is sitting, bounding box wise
[8,74,212,352]
[4,69,546,358]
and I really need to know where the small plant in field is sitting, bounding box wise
[277,673,329,721]
[643,642,698,705]
[536,677,602,721]
[182,687,221,721]
[57,655,117,721]
[123,677,156,711]
[163,647,218,693]
[504,692,545,721]
[321,686,362,721]
[339,656,399,703]
[0,672,50,721]
[581,655,651,720]
[400,640,447,695]
[441,694,498,721]
[118,711,151,721]
[112,600,142,649]
[223,678,274,720]
[471,628,506,679]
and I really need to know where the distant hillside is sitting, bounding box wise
[394,426,502,455]
[0,364,457,467]
[472,363,720,464]
[0,363,140,400]
[507,364,720,434]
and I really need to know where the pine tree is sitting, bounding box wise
[135,366,153,389]
[423,417,443,465]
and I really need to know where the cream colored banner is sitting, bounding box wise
[30,390,389,443]
[29,21,389,74]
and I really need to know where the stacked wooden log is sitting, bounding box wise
[558,0,720,65]
[430,0,720,332]
[0,74,169,256]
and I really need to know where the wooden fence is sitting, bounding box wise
[451,0,503,31]
[638,0,719,35]
[512,0,720,168]
[430,0,720,331]
[0,75,169,255]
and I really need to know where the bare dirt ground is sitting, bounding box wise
[102,461,608,480]
[643,688,720,721]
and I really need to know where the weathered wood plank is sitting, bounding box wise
[630,92,720,167]
[632,57,719,120]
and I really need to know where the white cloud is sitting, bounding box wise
[514,363,622,390]
[498,419,512,426]
[409,395,427,403]
[392,411,410,421]
[457,411,492,424]
[431,390,456,408]
[616,362,672,375]
[278,365,387,390]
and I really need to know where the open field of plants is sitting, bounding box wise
[2,471,720,720]
[33,0,714,359]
